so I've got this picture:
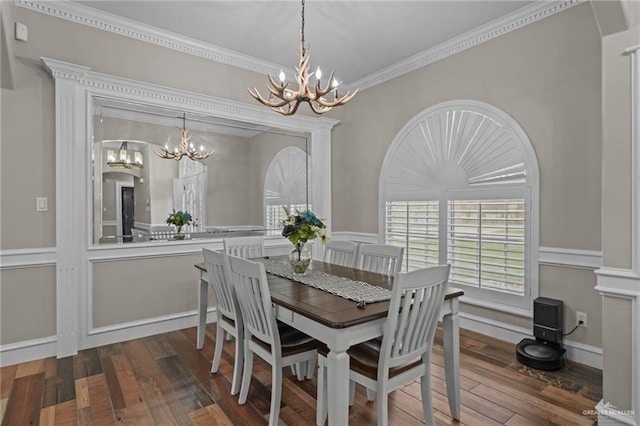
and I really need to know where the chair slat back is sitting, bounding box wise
[224,236,265,258]
[222,236,264,259]
[228,255,279,350]
[323,240,359,268]
[380,265,450,371]
[358,244,404,275]
[203,249,239,322]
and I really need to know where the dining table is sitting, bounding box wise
[194,257,463,426]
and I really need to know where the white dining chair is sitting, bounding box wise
[202,249,244,396]
[229,255,319,426]
[323,240,359,268]
[317,264,451,426]
[357,243,404,276]
[223,236,265,258]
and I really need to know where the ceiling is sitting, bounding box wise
[75,1,533,85]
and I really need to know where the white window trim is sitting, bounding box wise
[378,100,539,317]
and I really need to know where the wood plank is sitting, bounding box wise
[111,354,143,407]
[121,339,162,381]
[156,355,214,411]
[100,356,126,411]
[1,373,44,426]
[73,348,104,379]
[75,377,90,409]
[0,398,7,422]
[205,403,235,426]
[53,400,77,426]
[54,356,76,404]
[504,414,544,426]
[470,383,594,426]
[138,379,178,426]
[86,373,117,425]
[15,358,45,378]
[0,365,17,399]
[38,405,56,426]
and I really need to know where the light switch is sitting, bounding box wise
[15,22,28,42]
[36,197,48,212]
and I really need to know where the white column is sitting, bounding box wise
[310,126,332,261]
[50,73,85,358]
[595,45,640,426]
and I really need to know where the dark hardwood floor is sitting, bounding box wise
[0,324,602,425]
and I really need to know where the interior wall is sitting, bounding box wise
[0,266,56,344]
[331,3,603,348]
[92,255,202,328]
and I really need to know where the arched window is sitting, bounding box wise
[264,147,311,230]
[379,100,539,313]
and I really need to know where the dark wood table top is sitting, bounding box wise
[195,257,463,329]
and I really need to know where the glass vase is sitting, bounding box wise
[289,243,311,274]
[174,225,185,240]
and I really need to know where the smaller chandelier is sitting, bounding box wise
[154,113,214,161]
[107,141,143,169]
[248,0,357,116]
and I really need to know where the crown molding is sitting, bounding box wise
[16,0,295,78]
[343,0,584,92]
[20,0,582,93]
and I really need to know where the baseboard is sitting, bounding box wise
[459,312,603,369]
[0,336,57,367]
[0,308,218,367]
[595,400,638,425]
[83,308,218,350]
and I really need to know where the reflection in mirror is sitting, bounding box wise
[92,97,310,244]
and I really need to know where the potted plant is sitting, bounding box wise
[166,209,192,240]
[281,207,329,273]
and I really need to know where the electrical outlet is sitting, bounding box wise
[576,311,587,328]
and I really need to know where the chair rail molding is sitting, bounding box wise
[41,57,337,360]
[0,247,57,269]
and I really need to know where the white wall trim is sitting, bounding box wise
[333,233,603,271]
[459,312,603,369]
[16,0,290,79]
[81,309,217,351]
[0,336,57,367]
[17,0,582,93]
[539,246,603,269]
[596,268,639,424]
[0,247,56,269]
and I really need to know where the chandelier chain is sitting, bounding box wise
[301,0,305,47]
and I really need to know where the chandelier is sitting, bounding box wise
[154,113,214,161]
[106,141,143,169]
[248,0,357,116]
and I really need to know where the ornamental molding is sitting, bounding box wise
[16,0,292,78]
[21,0,582,93]
[41,58,338,132]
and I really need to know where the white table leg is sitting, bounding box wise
[442,300,460,420]
[196,274,208,350]
[326,348,350,426]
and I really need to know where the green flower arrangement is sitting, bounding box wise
[166,209,192,239]
[282,207,329,272]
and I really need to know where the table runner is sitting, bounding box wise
[259,258,391,304]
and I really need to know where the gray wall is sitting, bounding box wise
[331,3,603,348]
